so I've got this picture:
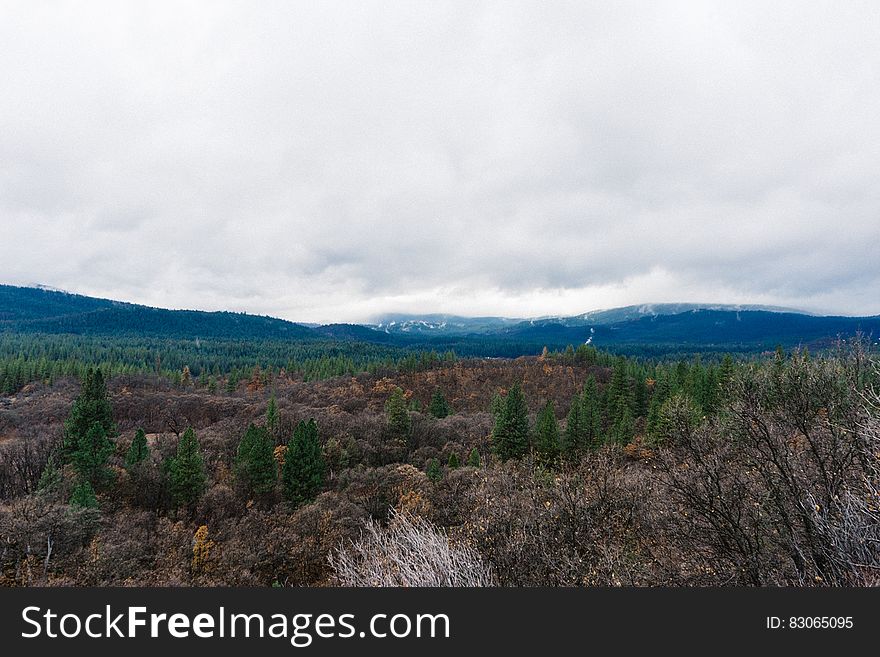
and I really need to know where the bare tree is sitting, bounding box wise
[804,374,880,585]
[330,508,495,587]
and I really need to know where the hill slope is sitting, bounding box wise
[0,285,317,341]
[2,284,877,355]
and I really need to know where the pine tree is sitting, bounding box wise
[608,358,633,414]
[169,427,207,509]
[125,428,149,469]
[72,422,115,488]
[466,447,481,468]
[533,401,560,466]
[426,458,442,482]
[647,370,672,441]
[562,391,584,457]
[719,354,735,390]
[447,452,460,468]
[266,393,279,439]
[580,375,602,447]
[634,375,649,418]
[429,388,451,418]
[607,359,635,444]
[490,392,505,420]
[235,424,277,498]
[385,387,411,438]
[70,480,98,508]
[37,454,62,494]
[492,381,530,461]
[609,403,635,444]
[62,368,116,461]
[282,419,325,508]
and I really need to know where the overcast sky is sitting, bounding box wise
[1,1,879,323]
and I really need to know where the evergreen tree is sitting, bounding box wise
[609,403,635,445]
[429,388,451,418]
[235,423,277,498]
[125,428,149,469]
[646,397,663,442]
[69,480,98,509]
[607,358,633,415]
[37,454,62,494]
[490,392,505,420]
[266,393,279,439]
[533,401,560,466]
[654,393,702,445]
[492,381,530,461]
[647,369,673,441]
[385,387,411,438]
[718,354,733,386]
[169,427,207,509]
[466,447,481,468]
[72,422,115,488]
[634,375,649,418]
[426,458,442,482]
[447,452,460,468]
[282,419,325,508]
[62,368,116,461]
[580,375,602,447]
[562,391,584,457]
[607,359,635,444]
[563,376,602,455]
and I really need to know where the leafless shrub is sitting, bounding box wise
[804,374,880,585]
[657,349,878,585]
[330,507,495,587]
[461,452,652,586]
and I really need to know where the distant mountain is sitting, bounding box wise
[371,313,524,336]
[370,304,808,335]
[2,284,877,356]
[368,303,878,353]
[497,309,880,352]
[532,303,809,327]
[0,284,317,341]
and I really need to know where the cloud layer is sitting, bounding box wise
[2,0,879,322]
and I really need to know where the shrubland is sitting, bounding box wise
[0,341,877,586]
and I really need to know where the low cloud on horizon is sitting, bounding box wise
[2,1,879,323]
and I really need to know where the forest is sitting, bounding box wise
[1,334,878,587]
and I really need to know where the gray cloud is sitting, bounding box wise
[1,0,879,322]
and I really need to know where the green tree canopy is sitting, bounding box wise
[62,368,116,461]
[37,454,62,494]
[169,427,207,509]
[492,381,530,461]
[266,393,279,438]
[429,388,451,418]
[235,423,277,498]
[69,480,98,509]
[125,428,150,469]
[426,458,442,482]
[72,421,115,488]
[282,419,325,508]
[385,387,411,438]
[533,400,560,466]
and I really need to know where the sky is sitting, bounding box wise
[1,0,879,323]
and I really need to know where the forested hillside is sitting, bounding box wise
[2,284,879,397]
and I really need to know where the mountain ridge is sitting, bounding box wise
[2,284,878,355]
